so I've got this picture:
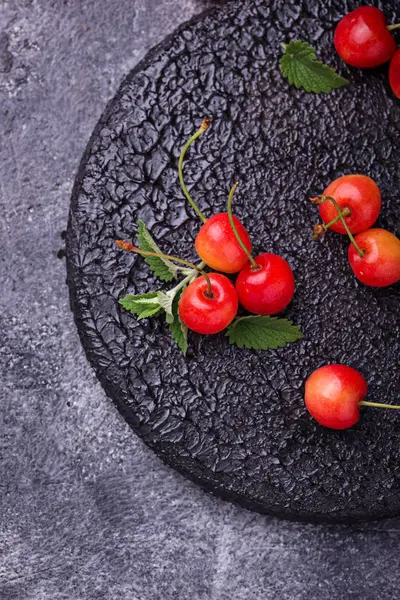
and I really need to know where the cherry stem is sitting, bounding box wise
[324,207,351,229]
[115,240,213,297]
[312,195,365,258]
[312,208,352,240]
[227,182,258,270]
[387,24,400,31]
[178,117,210,224]
[359,400,400,410]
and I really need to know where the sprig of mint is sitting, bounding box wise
[280,40,348,94]
[137,220,182,282]
[226,315,303,350]
[119,238,201,353]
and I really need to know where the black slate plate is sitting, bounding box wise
[66,0,400,523]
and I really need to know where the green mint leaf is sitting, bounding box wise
[157,291,174,318]
[168,289,188,355]
[226,315,303,351]
[280,40,348,94]
[136,306,163,320]
[119,292,162,320]
[137,220,180,282]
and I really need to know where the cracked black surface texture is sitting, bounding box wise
[67,0,400,522]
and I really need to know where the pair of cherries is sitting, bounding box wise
[180,181,295,335]
[312,174,400,287]
[334,6,400,98]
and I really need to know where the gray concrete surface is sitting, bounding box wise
[1,1,400,598]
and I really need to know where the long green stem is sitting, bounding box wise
[178,118,210,224]
[116,241,213,297]
[359,400,400,410]
[318,195,365,258]
[227,182,258,270]
[387,23,400,31]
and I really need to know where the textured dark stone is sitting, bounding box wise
[67,0,400,523]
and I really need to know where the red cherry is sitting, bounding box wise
[179,124,252,275]
[195,213,252,274]
[306,364,400,429]
[334,6,396,68]
[348,228,400,287]
[319,175,381,235]
[178,273,238,334]
[235,253,295,316]
[305,364,367,430]
[178,119,251,275]
[389,48,400,99]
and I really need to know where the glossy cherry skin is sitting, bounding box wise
[334,7,396,68]
[195,213,252,274]
[235,253,295,316]
[319,174,381,235]
[305,364,367,430]
[348,228,400,287]
[389,48,400,99]
[178,273,238,335]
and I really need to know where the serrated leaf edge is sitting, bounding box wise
[280,40,348,94]
[226,315,303,351]
[137,220,180,281]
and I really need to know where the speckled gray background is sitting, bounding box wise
[1,1,400,598]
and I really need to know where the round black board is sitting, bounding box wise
[66,0,400,523]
